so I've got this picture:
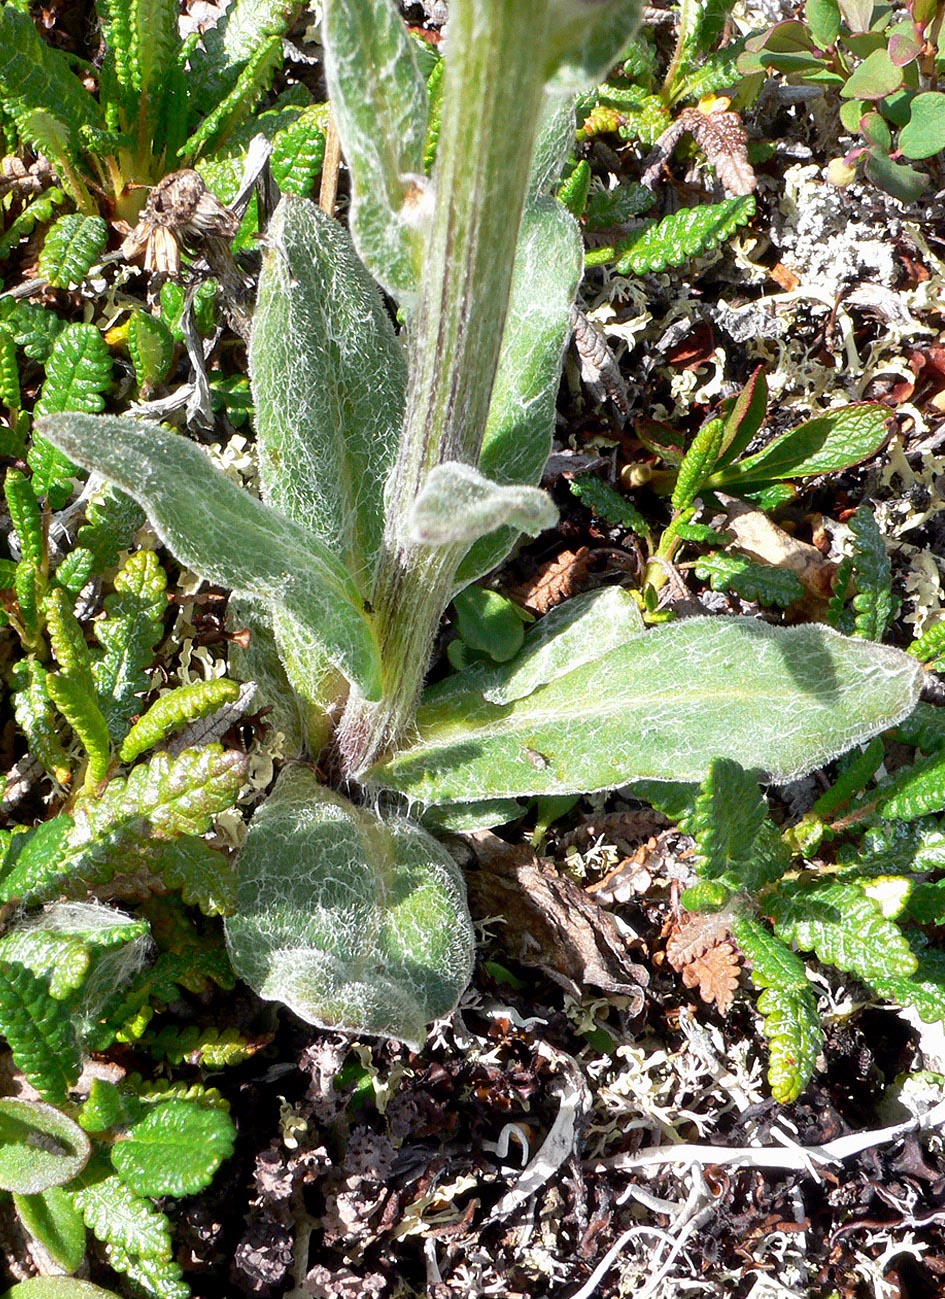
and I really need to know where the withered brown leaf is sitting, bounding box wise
[464,831,648,1009]
[643,107,757,198]
[680,942,741,1014]
[506,546,592,616]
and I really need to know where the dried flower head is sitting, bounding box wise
[120,169,240,277]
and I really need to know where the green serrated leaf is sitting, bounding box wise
[32,326,112,509]
[119,677,240,764]
[769,878,917,981]
[270,105,326,197]
[225,767,476,1047]
[142,1023,262,1068]
[74,1170,187,1299]
[0,905,147,999]
[756,984,823,1102]
[673,418,727,510]
[693,758,768,880]
[569,476,650,536]
[11,659,72,785]
[370,618,922,804]
[610,196,756,275]
[0,8,100,147]
[39,216,107,290]
[694,553,805,607]
[868,944,945,1024]
[0,1099,89,1193]
[126,312,175,391]
[0,965,81,1102]
[110,1098,235,1197]
[36,412,383,703]
[875,750,945,820]
[93,549,167,742]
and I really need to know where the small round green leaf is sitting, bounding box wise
[110,1098,236,1197]
[453,587,527,663]
[898,91,945,160]
[0,1099,90,1194]
[840,49,903,100]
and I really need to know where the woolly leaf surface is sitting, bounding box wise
[0,1099,89,1193]
[34,412,382,700]
[456,196,583,585]
[323,0,428,297]
[250,196,405,594]
[370,618,922,804]
[225,767,475,1047]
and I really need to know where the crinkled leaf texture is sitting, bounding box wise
[0,1099,90,1194]
[369,612,922,806]
[250,195,406,594]
[110,1098,236,1197]
[225,767,475,1047]
[34,412,382,702]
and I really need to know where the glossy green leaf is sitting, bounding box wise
[225,767,475,1047]
[323,0,429,298]
[453,587,527,663]
[13,1186,86,1273]
[127,311,175,390]
[0,964,81,1102]
[250,195,405,595]
[39,216,107,290]
[0,1099,89,1193]
[708,403,889,489]
[111,1099,235,1196]
[34,413,382,700]
[899,91,945,160]
[769,878,917,981]
[756,985,823,1102]
[369,617,922,805]
[806,0,842,47]
[841,48,903,99]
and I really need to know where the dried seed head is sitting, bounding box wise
[119,168,239,277]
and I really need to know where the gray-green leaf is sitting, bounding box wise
[323,0,429,299]
[250,196,406,595]
[369,616,922,805]
[407,462,557,546]
[34,413,383,700]
[225,767,475,1047]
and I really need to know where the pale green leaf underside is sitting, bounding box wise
[407,462,558,546]
[34,413,382,700]
[1,1283,121,1299]
[250,196,406,595]
[0,1099,90,1194]
[370,617,922,805]
[225,768,475,1047]
[324,0,428,298]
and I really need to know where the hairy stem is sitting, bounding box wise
[334,0,555,776]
